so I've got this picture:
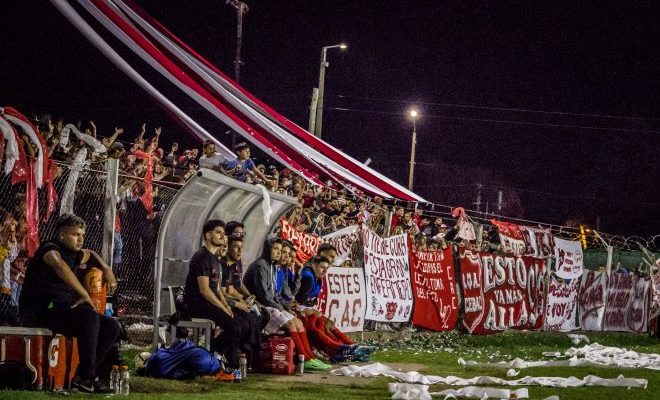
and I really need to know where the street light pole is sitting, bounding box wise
[408,110,418,191]
[311,43,347,138]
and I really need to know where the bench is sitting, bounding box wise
[164,286,215,351]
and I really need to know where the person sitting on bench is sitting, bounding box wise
[182,219,251,372]
[243,237,331,371]
[19,214,120,393]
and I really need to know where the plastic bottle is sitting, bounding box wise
[296,354,305,375]
[110,365,120,394]
[239,353,247,380]
[119,365,130,395]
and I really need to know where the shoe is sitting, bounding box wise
[351,345,378,362]
[93,379,114,394]
[304,358,331,371]
[71,375,95,393]
[214,369,235,382]
[330,344,354,363]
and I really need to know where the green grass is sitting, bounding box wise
[1,331,658,399]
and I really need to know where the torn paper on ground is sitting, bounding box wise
[332,362,647,389]
[460,342,660,370]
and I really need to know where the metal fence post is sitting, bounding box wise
[102,158,118,266]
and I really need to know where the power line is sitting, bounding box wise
[330,94,660,123]
[324,107,660,134]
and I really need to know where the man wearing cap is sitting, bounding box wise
[225,142,271,184]
[198,139,230,173]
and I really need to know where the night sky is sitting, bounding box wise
[1,1,658,236]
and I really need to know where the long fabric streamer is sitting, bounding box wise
[389,383,557,400]
[332,362,648,389]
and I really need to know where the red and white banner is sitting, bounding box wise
[410,247,459,331]
[544,274,580,331]
[650,273,660,321]
[553,238,584,280]
[317,267,365,333]
[460,250,547,334]
[279,218,322,265]
[322,225,359,266]
[490,220,554,258]
[603,273,651,333]
[579,270,608,331]
[362,227,413,322]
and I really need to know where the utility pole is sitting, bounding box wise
[312,44,346,138]
[408,110,418,191]
[227,0,249,148]
[227,0,249,83]
[308,88,319,133]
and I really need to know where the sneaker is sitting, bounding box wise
[214,369,235,382]
[330,344,354,363]
[351,345,378,362]
[93,379,114,394]
[71,376,95,393]
[304,358,331,371]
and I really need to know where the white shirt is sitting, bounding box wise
[198,153,227,169]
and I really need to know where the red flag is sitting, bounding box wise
[25,161,40,257]
[44,159,58,223]
[10,126,28,185]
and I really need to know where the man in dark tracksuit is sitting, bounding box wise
[19,214,120,393]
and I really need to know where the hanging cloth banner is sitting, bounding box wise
[410,246,459,331]
[0,115,20,175]
[544,274,581,331]
[490,220,527,256]
[43,159,59,223]
[318,266,366,333]
[362,226,413,322]
[322,224,359,267]
[279,218,322,265]
[553,238,584,280]
[490,219,554,258]
[650,272,660,321]
[459,250,546,334]
[2,107,49,189]
[603,273,651,333]
[579,270,608,331]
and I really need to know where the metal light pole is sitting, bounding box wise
[310,43,347,138]
[227,0,249,83]
[408,109,418,191]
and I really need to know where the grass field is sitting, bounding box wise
[1,331,658,399]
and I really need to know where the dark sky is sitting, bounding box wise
[1,1,658,236]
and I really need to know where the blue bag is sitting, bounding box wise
[146,340,221,379]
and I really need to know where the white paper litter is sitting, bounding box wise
[460,343,660,370]
[390,383,531,400]
[506,369,519,377]
[332,362,647,389]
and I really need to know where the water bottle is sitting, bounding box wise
[105,302,114,317]
[239,353,248,380]
[296,354,305,375]
[119,365,130,395]
[110,365,120,394]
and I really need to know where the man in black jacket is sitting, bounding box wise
[243,237,330,371]
[19,214,120,393]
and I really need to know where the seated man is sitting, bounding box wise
[220,231,267,363]
[296,247,376,363]
[19,214,120,393]
[243,237,330,371]
[182,220,251,372]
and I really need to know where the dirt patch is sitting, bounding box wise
[255,362,426,386]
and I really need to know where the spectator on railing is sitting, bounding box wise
[226,142,273,186]
[198,139,230,173]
